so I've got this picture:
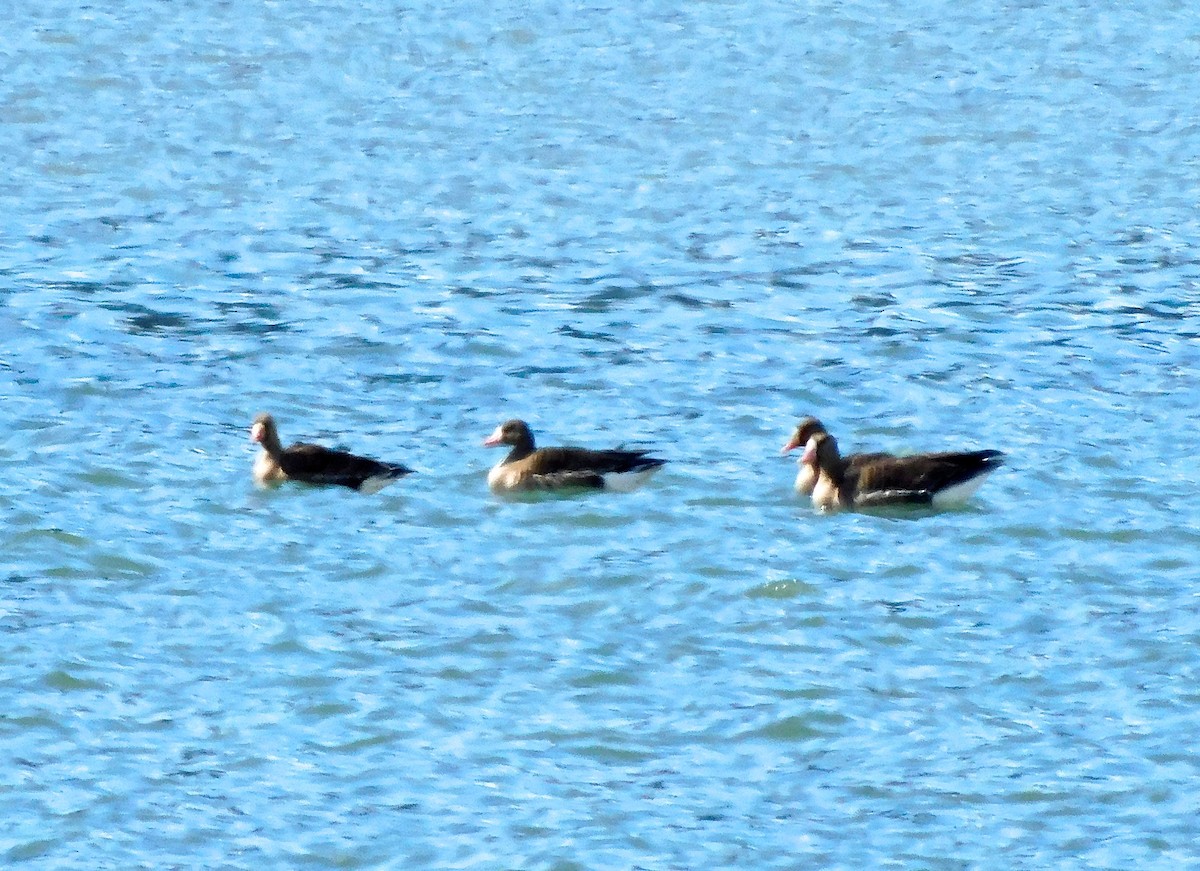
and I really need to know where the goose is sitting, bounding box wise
[250,413,413,494]
[483,418,665,493]
[781,417,890,495]
[803,430,1003,510]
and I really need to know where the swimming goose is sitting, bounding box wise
[483,418,666,493]
[250,413,414,494]
[781,416,891,495]
[803,431,1003,511]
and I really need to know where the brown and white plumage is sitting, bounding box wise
[250,413,413,494]
[482,419,666,493]
[803,431,1004,511]
[781,416,891,495]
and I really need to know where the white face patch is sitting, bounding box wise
[801,439,818,466]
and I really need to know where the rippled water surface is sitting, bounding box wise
[4,1,1200,867]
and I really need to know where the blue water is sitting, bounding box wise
[4,1,1200,867]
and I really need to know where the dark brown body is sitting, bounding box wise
[484,419,666,493]
[804,431,1003,510]
[251,413,413,494]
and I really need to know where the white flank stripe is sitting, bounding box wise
[359,475,398,495]
[602,467,661,493]
[930,472,992,506]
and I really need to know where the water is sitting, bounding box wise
[3,0,1200,867]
